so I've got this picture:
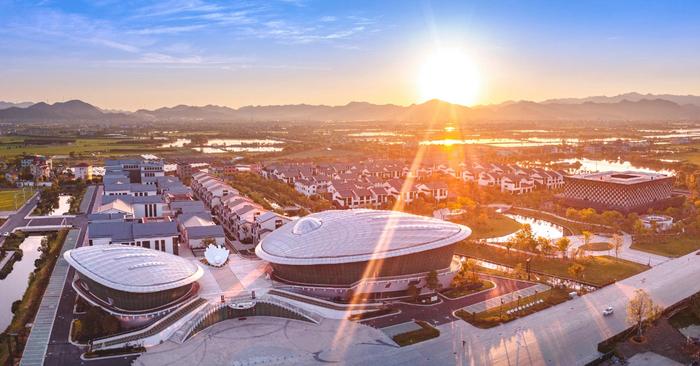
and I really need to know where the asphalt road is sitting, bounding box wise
[362,275,535,328]
[0,193,40,247]
[40,186,136,366]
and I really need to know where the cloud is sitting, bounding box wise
[128,24,207,35]
[320,16,337,22]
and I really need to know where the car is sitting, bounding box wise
[2,232,10,237]
[603,306,614,316]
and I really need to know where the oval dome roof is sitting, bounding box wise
[256,209,471,265]
[64,245,203,293]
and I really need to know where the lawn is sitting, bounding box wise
[392,321,440,346]
[0,189,34,211]
[580,242,613,251]
[442,280,495,299]
[456,241,649,286]
[462,214,521,240]
[455,287,570,328]
[631,235,700,257]
[0,137,173,159]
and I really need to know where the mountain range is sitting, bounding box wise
[1,93,700,123]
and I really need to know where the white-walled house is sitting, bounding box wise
[87,221,180,254]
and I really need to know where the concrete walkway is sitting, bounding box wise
[567,233,669,266]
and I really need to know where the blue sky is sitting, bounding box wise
[1,0,700,110]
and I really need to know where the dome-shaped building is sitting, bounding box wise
[64,245,203,320]
[256,209,471,300]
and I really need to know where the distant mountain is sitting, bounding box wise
[0,101,34,109]
[2,96,700,123]
[542,92,700,107]
[0,100,127,121]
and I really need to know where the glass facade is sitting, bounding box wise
[270,244,456,286]
[77,275,195,313]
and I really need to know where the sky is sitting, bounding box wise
[1,0,700,110]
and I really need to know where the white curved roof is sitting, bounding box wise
[256,209,471,265]
[64,245,203,293]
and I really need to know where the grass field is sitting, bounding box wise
[0,137,174,159]
[466,214,522,239]
[0,189,34,211]
[631,235,700,257]
[456,241,649,286]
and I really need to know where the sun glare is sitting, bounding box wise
[418,48,480,106]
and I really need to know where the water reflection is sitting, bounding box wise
[43,195,71,216]
[553,158,674,175]
[0,235,45,331]
[487,214,564,243]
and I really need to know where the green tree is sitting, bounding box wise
[425,270,440,292]
[406,283,420,301]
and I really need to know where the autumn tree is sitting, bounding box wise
[567,263,585,280]
[612,234,624,258]
[627,289,663,341]
[556,237,571,259]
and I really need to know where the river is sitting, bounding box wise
[0,235,45,331]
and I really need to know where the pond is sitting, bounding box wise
[487,214,564,243]
[0,235,45,331]
[42,195,71,216]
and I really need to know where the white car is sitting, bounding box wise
[603,306,614,316]
[2,232,10,237]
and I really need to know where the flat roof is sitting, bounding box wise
[568,171,672,185]
[256,209,471,265]
[64,245,203,293]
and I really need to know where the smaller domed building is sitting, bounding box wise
[64,245,203,321]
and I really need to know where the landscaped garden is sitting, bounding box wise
[392,320,440,346]
[455,241,649,287]
[631,235,700,257]
[455,287,571,328]
[442,280,495,299]
[461,214,521,240]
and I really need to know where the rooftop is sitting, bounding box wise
[64,245,203,293]
[256,209,471,265]
[569,170,672,185]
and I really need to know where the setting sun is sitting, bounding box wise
[418,48,480,106]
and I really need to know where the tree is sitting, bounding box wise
[567,263,585,280]
[556,237,571,259]
[611,234,624,258]
[627,289,663,341]
[425,270,441,292]
[536,236,551,255]
[406,283,420,301]
[581,231,593,248]
[513,263,526,279]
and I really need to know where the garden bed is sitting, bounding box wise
[392,321,440,346]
